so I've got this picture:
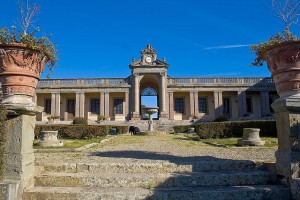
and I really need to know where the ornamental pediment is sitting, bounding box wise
[129,58,169,68]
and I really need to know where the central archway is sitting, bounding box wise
[139,75,160,120]
[141,87,158,119]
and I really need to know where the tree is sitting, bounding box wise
[272,0,300,32]
[16,0,40,35]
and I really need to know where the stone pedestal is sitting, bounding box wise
[272,94,300,196]
[38,131,63,147]
[131,112,140,120]
[238,128,265,146]
[159,111,169,120]
[0,104,42,200]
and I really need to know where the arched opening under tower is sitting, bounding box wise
[140,75,159,119]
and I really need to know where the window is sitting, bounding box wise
[114,98,123,114]
[223,98,230,115]
[175,98,184,113]
[45,99,51,114]
[67,99,75,115]
[246,97,253,113]
[91,99,100,115]
[198,97,207,113]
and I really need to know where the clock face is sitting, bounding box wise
[145,56,152,63]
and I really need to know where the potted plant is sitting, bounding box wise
[0,0,57,106]
[251,0,300,98]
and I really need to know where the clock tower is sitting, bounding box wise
[141,44,157,64]
[129,44,169,120]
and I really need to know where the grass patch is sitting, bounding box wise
[33,136,106,149]
[172,133,278,148]
[202,137,278,148]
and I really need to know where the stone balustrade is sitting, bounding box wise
[167,77,275,86]
[36,77,275,88]
[37,78,132,88]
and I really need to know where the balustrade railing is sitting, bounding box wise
[38,78,131,87]
[38,77,274,87]
[167,77,274,86]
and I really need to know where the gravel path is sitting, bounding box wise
[35,134,277,166]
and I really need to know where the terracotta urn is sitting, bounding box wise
[0,43,47,106]
[263,41,300,98]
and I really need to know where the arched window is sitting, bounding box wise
[141,87,157,96]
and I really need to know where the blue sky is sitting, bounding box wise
[1,0,296,79]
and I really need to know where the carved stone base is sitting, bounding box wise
[271,94,300,199]
[131,112,140,120]
[0,105,41,200]
[159,111,169,120]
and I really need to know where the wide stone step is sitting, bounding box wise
[23,185,290,200]
[40,160,263,174]
[35,170,272,188]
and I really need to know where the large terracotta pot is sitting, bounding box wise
[263,41,300,98]
[0,43,47,106]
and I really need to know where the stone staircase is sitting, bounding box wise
[94,120,192,133]
[23,160,290,200]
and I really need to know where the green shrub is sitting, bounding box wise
[73,117,87,125]
[35,125,111,139]
[114,126,129,134]
[214,116,228,122]
[195,120,277,139]
[173,125,189,133]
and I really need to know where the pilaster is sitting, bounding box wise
[100,92,105,116]
[104,92,110,117]
[194,92,199,116]
[214,91,223,118]
[169,92,174,120]
[237,91,246,118]
[125,91,129,120]
[260,91,270,117]
[75,92,85,117]
[189,92,195,116]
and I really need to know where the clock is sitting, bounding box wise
[145,56,152,63]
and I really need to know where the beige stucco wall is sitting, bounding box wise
[110,92,126,121]
[85,93,100,121]
[36,93,51,121]
[60,93,76,121]
[196,92,214,121]
[173,92,190,120]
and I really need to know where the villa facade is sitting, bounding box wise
[35,45,278,122]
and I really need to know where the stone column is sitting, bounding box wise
[1,105,43,200]
[100,92,105,116]
[75,92,85,117]
[104,92,110,117]
[260,91,270,117]
[238,91,246,118]
[194,92,199,116]
[56,93,61,118]
[75,93,80,117]
[132,74,140,119]
[214,91,223,118]
[125,91,129,120]
[189,92,195,116]
[159,72,168,119]
[169,92,174,120]
[51,93,56,116]
[79,92,85,118]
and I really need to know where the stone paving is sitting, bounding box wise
[35,133,277,166]
[24,134,290,200]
